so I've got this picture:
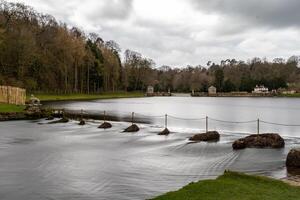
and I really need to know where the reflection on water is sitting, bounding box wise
[1,97,300,199]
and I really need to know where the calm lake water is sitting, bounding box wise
[1,97,300,200]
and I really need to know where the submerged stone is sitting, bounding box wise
[189,131,220,142]
[98,122,112,129]
[124,124,139,132]
[79,120,85,125]
[48,117,69,124]
[158,128,170,135]
[45,116,54,120]
[232,133,284,150]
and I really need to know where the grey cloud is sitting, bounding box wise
[85,0,134,21]
[9,0,300,66]
[190,0,300,28]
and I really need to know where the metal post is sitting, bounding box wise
[81,109,83,120]
[206,116,208,133]
[257,118,260,135]
[132,112,134,125]
[103,111,106,122]
[165,114,168,128]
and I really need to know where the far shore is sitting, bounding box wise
[191,92,300,98]
[2,91,300,114]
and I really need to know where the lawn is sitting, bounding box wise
[27,92,144,101]
[151,171,300,200]
[278,93,300,97]
[0,103,25,113]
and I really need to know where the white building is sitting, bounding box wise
[147,85,154,94]
[253,85,269,93]
[208,86,217,95]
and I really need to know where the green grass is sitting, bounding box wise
[0,103,25,113]
[151,171,300,200]
[27,92,144,101]
[278,93,300,97]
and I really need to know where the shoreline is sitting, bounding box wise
[30,92,144,102]
[0,92,144,115]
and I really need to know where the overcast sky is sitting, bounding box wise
[10,0,300,67]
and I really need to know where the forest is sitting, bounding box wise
[1,1,300,94]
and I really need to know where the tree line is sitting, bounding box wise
[0,1,300,94]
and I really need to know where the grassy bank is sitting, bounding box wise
[0,92,143,113]
[152,171,300,200]
[0,104,25,113]
[279,93,300,97]
[27,92,144,101]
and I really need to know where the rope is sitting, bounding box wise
[168,115,206,121]
[55,109,300,127]
[135,113,165,118]
[209,117,257,124]
[260,120,300,127]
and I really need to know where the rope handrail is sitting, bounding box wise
[168,115,206,121]
[135,113,165,118]
[260,120,300,127]
[208,117,257,124]
[56,109,300,128]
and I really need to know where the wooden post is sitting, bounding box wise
[165,114,168,128]
[206,116,208,133]
[103,111,106,122]
[81,109,83,120]
[132,112,134,125]
[257,118,260,135]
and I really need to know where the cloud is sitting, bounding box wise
[190,0,300,29]
[7,0,300,66]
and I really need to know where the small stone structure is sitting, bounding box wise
[208,86,217,96]
[25,94,42,114]
[29,94,41,106]
[0,85,26,105]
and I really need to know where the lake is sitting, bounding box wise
[1,97,300,200]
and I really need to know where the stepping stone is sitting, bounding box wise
[124,124,139,132]
[158,128,170,135]
[98,122,112,129]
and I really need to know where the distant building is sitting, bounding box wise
[147,85,154,94]
[253,85,269,93]
[208,86,217,95]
